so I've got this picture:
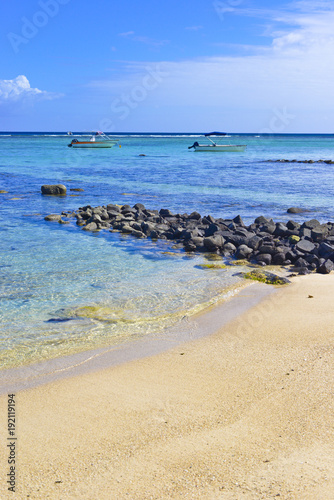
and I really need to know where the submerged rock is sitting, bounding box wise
[287,207,309,214]
[44,214,62,221]
[197,263,227,270]
[41,184,67,195]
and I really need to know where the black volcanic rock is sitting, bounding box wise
[46,202,334,275]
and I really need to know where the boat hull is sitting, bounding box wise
[69,141,117,148]
[194,144,247,152]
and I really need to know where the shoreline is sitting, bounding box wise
[0,280,274,394]
[1,273,334,499]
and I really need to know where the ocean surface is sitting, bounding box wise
[1,132,333,370]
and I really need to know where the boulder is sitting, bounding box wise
[295,239,316,253]
[243,269,290,285]
[131,222,143,232]
[247,235,263,250]
[287,220,301,231]
[183,228,202,240]
[150,230,160,239]
[293,257,309,268]
[258,244,277,256]
[259,223,276,235]
[82,222,98,231]
[163,229,176,240]
[274,222,289,237]
[92,206,103,214]
[160,208,174,217]
[106,210,120,219]
[134,203,145,211]
[318,242,334,258]
[298,267,310,275]
[233,214,245,226]
[122,206,136,215]
[256,253,272,265]
[289,235,300,244]
[141,221,156,236]
[87,214,103,224]
[106,204,120,212]
[78,210,92,220]
[203,235,225,252]
[190,236,205,249]
[100,211,109,221]
[41,184,66,195]
[184,237,204,252]
[188,211,201,220]
[204,223,220,237]
[202,215,216,225]
[311,226,329,242]
[171,226,184,238]
[299,227,312,238]
[131,229,146,238]
[317,259,334,274]
[301,219,320,230]
[121,224,133,234]
[222,242,237,255]
[44,214,62,221]
[272,252,286,265]
[225,234,246,247]
[254,216,272,225]
[235,244,253,260]
[287,207,308,214]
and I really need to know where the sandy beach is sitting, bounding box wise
[1,273,334,499]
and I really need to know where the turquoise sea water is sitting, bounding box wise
[0,133,333,369]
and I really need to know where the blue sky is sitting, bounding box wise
[0,0,334,132]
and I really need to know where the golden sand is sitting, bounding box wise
[1,274,334,499]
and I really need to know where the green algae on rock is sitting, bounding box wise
[203,254,225,261]
[289,235,300,244]
[229,259,252,266]
[197,263,227,270]
[243,269,291,285]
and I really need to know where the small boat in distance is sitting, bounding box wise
[188,132,247,152]
[68,131,119,149]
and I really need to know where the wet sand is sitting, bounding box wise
[1,274,334,499]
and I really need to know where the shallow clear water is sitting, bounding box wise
[1,133,333,368]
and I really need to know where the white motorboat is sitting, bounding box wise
[68,131,120,149]
[188,132,247,152]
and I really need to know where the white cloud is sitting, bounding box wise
[118,31,169,47]
[118,31,135,38]
[91,6,334,102]
[270,10,334,53]
[88,2,334,132]
[0,75,62,104]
